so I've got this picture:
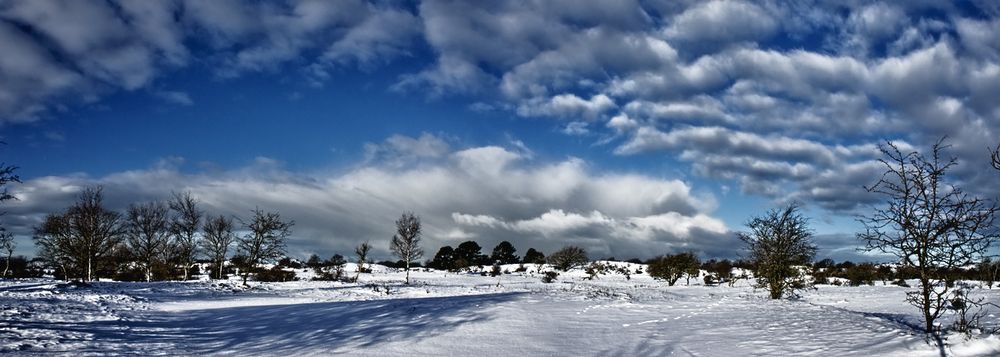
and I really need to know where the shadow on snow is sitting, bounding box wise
[79,292,522,354]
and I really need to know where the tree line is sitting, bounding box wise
[31,187,294,285]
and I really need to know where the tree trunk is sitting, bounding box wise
[87,256,93,282]
[921,275,934,332]
[405,259,410,284]
[3,252,10,278]
[183,265,189,281]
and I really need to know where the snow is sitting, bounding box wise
[3,265,1000,356]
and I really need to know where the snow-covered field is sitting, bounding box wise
[3,263,1000,356]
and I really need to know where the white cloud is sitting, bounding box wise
[517,94,616,121]
[664,1,778,50]
[6,134,732,259]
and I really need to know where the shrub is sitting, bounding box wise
[541,271,559,283]
[547,246,589,271]
[846,262,877,286]
[257,266,297,282]
[648,252,700,286]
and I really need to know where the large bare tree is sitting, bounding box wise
[33,187,122,281]
[237,208,293,285]
[389,212,423,284]
[738,203,816,299]
[201,214,235,280]
[169,191,202,280]
[34,213,73,279]
[125,201,171,282]
[859,139,999,332]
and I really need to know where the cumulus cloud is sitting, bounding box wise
[0,0,420,121]
[4,0,1000,244]
[664,0,778,54]
[5,134,734,260]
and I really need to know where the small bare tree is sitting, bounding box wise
[0,230,13,278]
[859,139,999,332]
[169,192,202,280]
[125,201,171,282]
[739,203,816,299]
[237,208,293,286]
[201,214,235,280]
[354,241,371,281]
[389,212,422,284]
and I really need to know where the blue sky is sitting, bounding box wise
[2,0,999,261]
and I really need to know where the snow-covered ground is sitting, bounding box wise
[3,263,1000,356]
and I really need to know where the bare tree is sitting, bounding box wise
[859,139,999,332]
[0,145,19,204]
[0,230,13,278]
[33,213,73,279]
[739,203,816,299]
[169,191,202,280]
[547,246,589,271]
[992,142,1000,171]
[0,148,18,278]
[125,202,171,282]
[32,188,123,281]
[354,241,371,281]
[201,214,235,280]
[237,208,294,286]
[389,212,423,284]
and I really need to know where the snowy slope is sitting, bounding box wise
[2,265,1000,356]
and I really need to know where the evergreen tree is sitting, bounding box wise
[454,240,486,268]
[523,248,545,265]
[490,241,519,265]
[430,245,456,270]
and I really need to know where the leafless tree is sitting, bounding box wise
[125,201,171,282]
[0,145,19,204]
[33,187,123,281]
[389,212,423,284]
[354,241,371,281]
[71,187,124,281]
[169,191,202,280]
[739,203,816,299]
[859,139,999,332]
[33,213,73,279]
[237,208,293,285]
[992,142,1000,171]
[201,214,235,280]
[0,230,13,278]
[547,246,589,271]
[0,146,18,278]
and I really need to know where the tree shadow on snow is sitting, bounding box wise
[107,292,523,354]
